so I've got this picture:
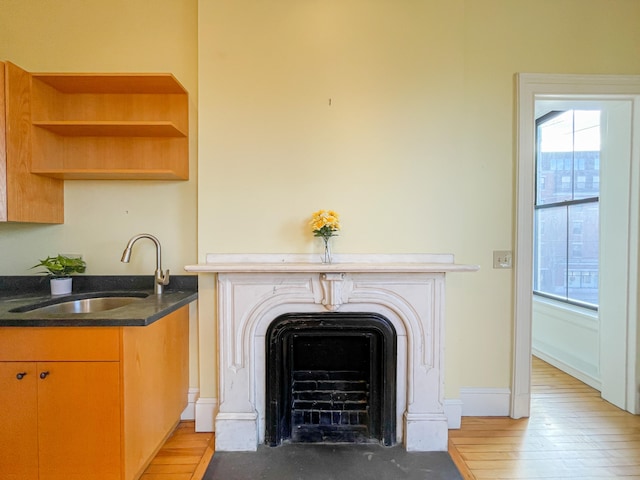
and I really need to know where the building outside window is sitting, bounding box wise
[534,110,600,309]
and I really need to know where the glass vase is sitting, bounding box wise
[322,236,332,264]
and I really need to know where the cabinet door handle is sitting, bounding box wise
[39,371,50,379]
[16,372,27,380]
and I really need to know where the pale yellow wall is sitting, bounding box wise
[1,0,639,405]
[198,0,640,400]
[0,0,198,277]
[0,0,199,384]
[454,0,640,395]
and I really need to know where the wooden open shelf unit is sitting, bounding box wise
[1,61,189,223]
[29,71,189,180]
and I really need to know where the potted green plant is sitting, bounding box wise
[32,254,87,295]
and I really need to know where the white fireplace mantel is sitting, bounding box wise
[186,253,479,274]
[185,253,478,452]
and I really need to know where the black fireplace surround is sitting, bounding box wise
[266,312,397,447]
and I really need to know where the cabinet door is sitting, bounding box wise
[0,362,39,480]
[2,61,64,223]
[0,64,7,223]
[37,362,121,480]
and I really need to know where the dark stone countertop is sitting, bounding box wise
[0,275,197,327]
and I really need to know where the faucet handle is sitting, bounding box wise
[158,269,170,286]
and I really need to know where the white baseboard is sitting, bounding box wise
[444,399,462,429]
[180,388,200,421]
[189,393,504,434]
[194,397,219,432]
[459,387,511,417]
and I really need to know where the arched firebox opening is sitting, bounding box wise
[266,312,397,447]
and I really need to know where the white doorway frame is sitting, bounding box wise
[513,73,640,418]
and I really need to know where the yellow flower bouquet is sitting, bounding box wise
[309,210,340,263]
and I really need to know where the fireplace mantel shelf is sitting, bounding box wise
[185,253,480,274]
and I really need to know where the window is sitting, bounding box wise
[534,110,600,309]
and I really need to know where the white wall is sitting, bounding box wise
[532,297,600,389]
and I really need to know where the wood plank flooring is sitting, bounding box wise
[449,356,640,479]
[140,421,214,480]
[146,357,640,479]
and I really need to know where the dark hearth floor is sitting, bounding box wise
[203,443,463,480]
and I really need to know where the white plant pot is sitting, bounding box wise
[50,277,72,296]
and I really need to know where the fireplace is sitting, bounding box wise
[266,312,396,446]
[185,253,478,452]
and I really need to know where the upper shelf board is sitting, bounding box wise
[32,73,188,94]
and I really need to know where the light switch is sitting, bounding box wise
[493,250,512,269]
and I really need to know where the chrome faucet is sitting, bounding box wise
[121,233,170,294]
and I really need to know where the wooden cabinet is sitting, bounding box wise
[0,62,64,223]
[0,327,121,480]
[0,361,121,480]
[0,307,189,480]
[0,60,189,223]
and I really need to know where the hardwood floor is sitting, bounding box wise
[140,421,214,480]
[449,356,640,479]
[147,357,640,479]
